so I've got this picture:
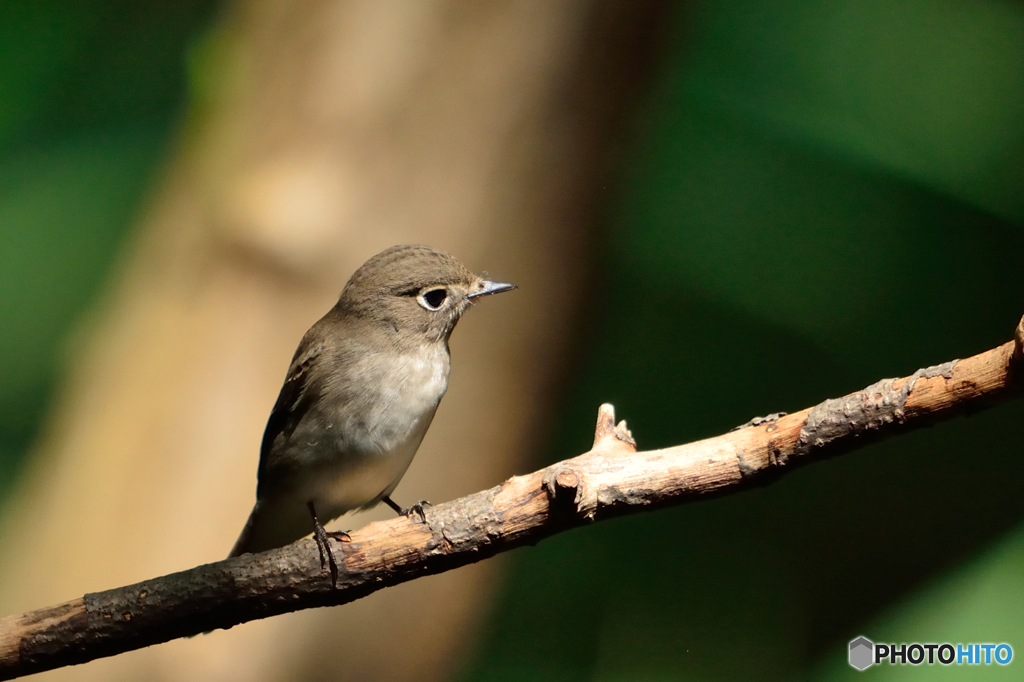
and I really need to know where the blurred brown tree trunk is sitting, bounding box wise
[0,1,662,680]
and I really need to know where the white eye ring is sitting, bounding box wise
[417,287,449,311]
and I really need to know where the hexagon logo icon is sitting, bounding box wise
[849,636,874,670]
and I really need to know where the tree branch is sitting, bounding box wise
[1,316,1022,680]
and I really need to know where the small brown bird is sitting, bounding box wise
[230,245,513,580]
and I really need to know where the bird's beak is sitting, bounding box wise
[468,279,516,299]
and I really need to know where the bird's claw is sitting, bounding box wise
[402,500,431,523]
[312,524,339,586]
[383,496,431,523]
[326,530,352,543]
[308,501,346,587]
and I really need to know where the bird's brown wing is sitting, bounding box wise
[255,336,325,497]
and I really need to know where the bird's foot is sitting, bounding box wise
[308,501,346,587]
[403,500,431,523]
[312,522,339,586]
[383,496,431,523]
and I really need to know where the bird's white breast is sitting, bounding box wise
[364,345,450,447]
[310,343,450,516]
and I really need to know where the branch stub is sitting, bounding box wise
[543,466,582,510]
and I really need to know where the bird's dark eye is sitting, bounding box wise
[419,287,448,310]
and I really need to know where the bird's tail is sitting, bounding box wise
[229,499,312,557]
[228,505,259,558]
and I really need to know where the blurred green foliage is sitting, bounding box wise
[462,1,1024,680]
[0,0,220,497]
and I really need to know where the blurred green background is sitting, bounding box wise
[2,1,1023,680]
[0,0,219,496]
